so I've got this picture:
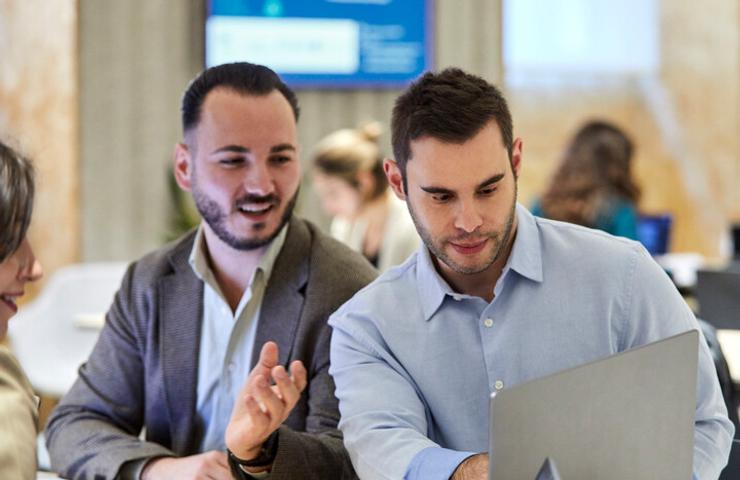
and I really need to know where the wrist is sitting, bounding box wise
[227,430,279,473]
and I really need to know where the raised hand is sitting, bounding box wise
[225,341,307,463]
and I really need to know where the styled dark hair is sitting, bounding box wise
[391,68,513,178]
[312,122,387,201]
[540,120,641,227]
[0,140,35,262]
[181,62,300,134]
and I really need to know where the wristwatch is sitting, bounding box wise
[227,431,279,474]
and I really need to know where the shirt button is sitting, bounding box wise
[221,306,229,316]
[484,318,494,328]
[227,362,236,373]
[494,380,504,390]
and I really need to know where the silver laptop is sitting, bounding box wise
[489,330,698,480]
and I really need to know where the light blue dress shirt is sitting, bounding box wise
[329,204,733,480]
[189,224,287,454]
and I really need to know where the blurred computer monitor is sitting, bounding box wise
[637,214,672,256]
[732,223,740,260]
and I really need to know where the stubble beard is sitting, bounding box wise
[192,182,298,251]
[408,185,517,276]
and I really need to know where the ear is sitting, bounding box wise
[383,158,406,200]
[511,137,523,179]
[174,142,193,192]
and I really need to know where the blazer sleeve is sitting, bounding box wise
[44,263,175,479]
[0,346,37,480]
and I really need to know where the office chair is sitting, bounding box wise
[7,262,128,397]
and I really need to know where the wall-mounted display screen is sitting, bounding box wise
[206,0,432,88]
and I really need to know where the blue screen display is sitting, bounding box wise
[206,0,432,88]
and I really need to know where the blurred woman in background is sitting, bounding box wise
[532,120,641,239]
[0,140,43,479]
[312,122,419,271]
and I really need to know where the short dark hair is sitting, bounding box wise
[181,62,300,134]
[0,140,35,262]
[391,68,513,178]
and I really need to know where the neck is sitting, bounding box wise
[202,226,268,311]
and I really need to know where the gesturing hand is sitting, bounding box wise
[225,341,307,462]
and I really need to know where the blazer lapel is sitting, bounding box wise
[251,217,310,368]
[160,234,203,455]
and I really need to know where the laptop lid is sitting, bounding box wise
[489,330,698,480]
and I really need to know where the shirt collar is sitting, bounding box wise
[507,203,544,284]
[415,203,543,321]
[188,222,289,291]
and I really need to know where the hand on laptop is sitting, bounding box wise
[225,341,307,465]
[452,453,489,480]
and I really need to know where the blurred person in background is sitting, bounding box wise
[0,140,44,479]
[531,120,641,239]
[313,122,419,272]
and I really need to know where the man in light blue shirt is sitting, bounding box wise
[329,68,734,480]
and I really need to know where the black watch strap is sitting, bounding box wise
[227,431,279,476]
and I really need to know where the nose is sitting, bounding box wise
[244,160,275,197]
[454,198,483,234]
[17,239,43,283]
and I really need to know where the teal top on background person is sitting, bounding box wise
[329,204,733,480]
[531,197,638,240]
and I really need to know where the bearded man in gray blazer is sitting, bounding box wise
[45,62,376,480]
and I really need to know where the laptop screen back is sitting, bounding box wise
[489,331,698,480]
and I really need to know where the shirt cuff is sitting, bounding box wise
[405,446,477,480]
[240,465,270,479]
[118,458,151,480]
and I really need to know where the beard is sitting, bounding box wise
[192,184,298,251]
[408,184,517,275]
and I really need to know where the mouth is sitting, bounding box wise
[0,294,20,314]
[449,238,488,255]
[236,202,277,220]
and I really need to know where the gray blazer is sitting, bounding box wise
[46,217,376,479]
[0,345,37,480]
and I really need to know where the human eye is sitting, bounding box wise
[218,157,244,167]
[477,186,497,196]
[270,154,293,166]
[431,192,453,203]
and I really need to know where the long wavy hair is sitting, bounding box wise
[0,140,35,262]
[540,120,641,227]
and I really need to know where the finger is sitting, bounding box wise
[240,342,279,394]
[203,451,231,480]
[244,394,268,423]
[272,365,301,407]
[289,360,308,392]
[257,341,279,372]
[212,451,229,470]
[252,374,285,424]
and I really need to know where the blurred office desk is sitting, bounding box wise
[37,472,61,479]
[655,252,706,293]
[717,330,740,384]
[7,262,128,398]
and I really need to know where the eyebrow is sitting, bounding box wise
[210,143,297,155]
[420,173,506,194]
